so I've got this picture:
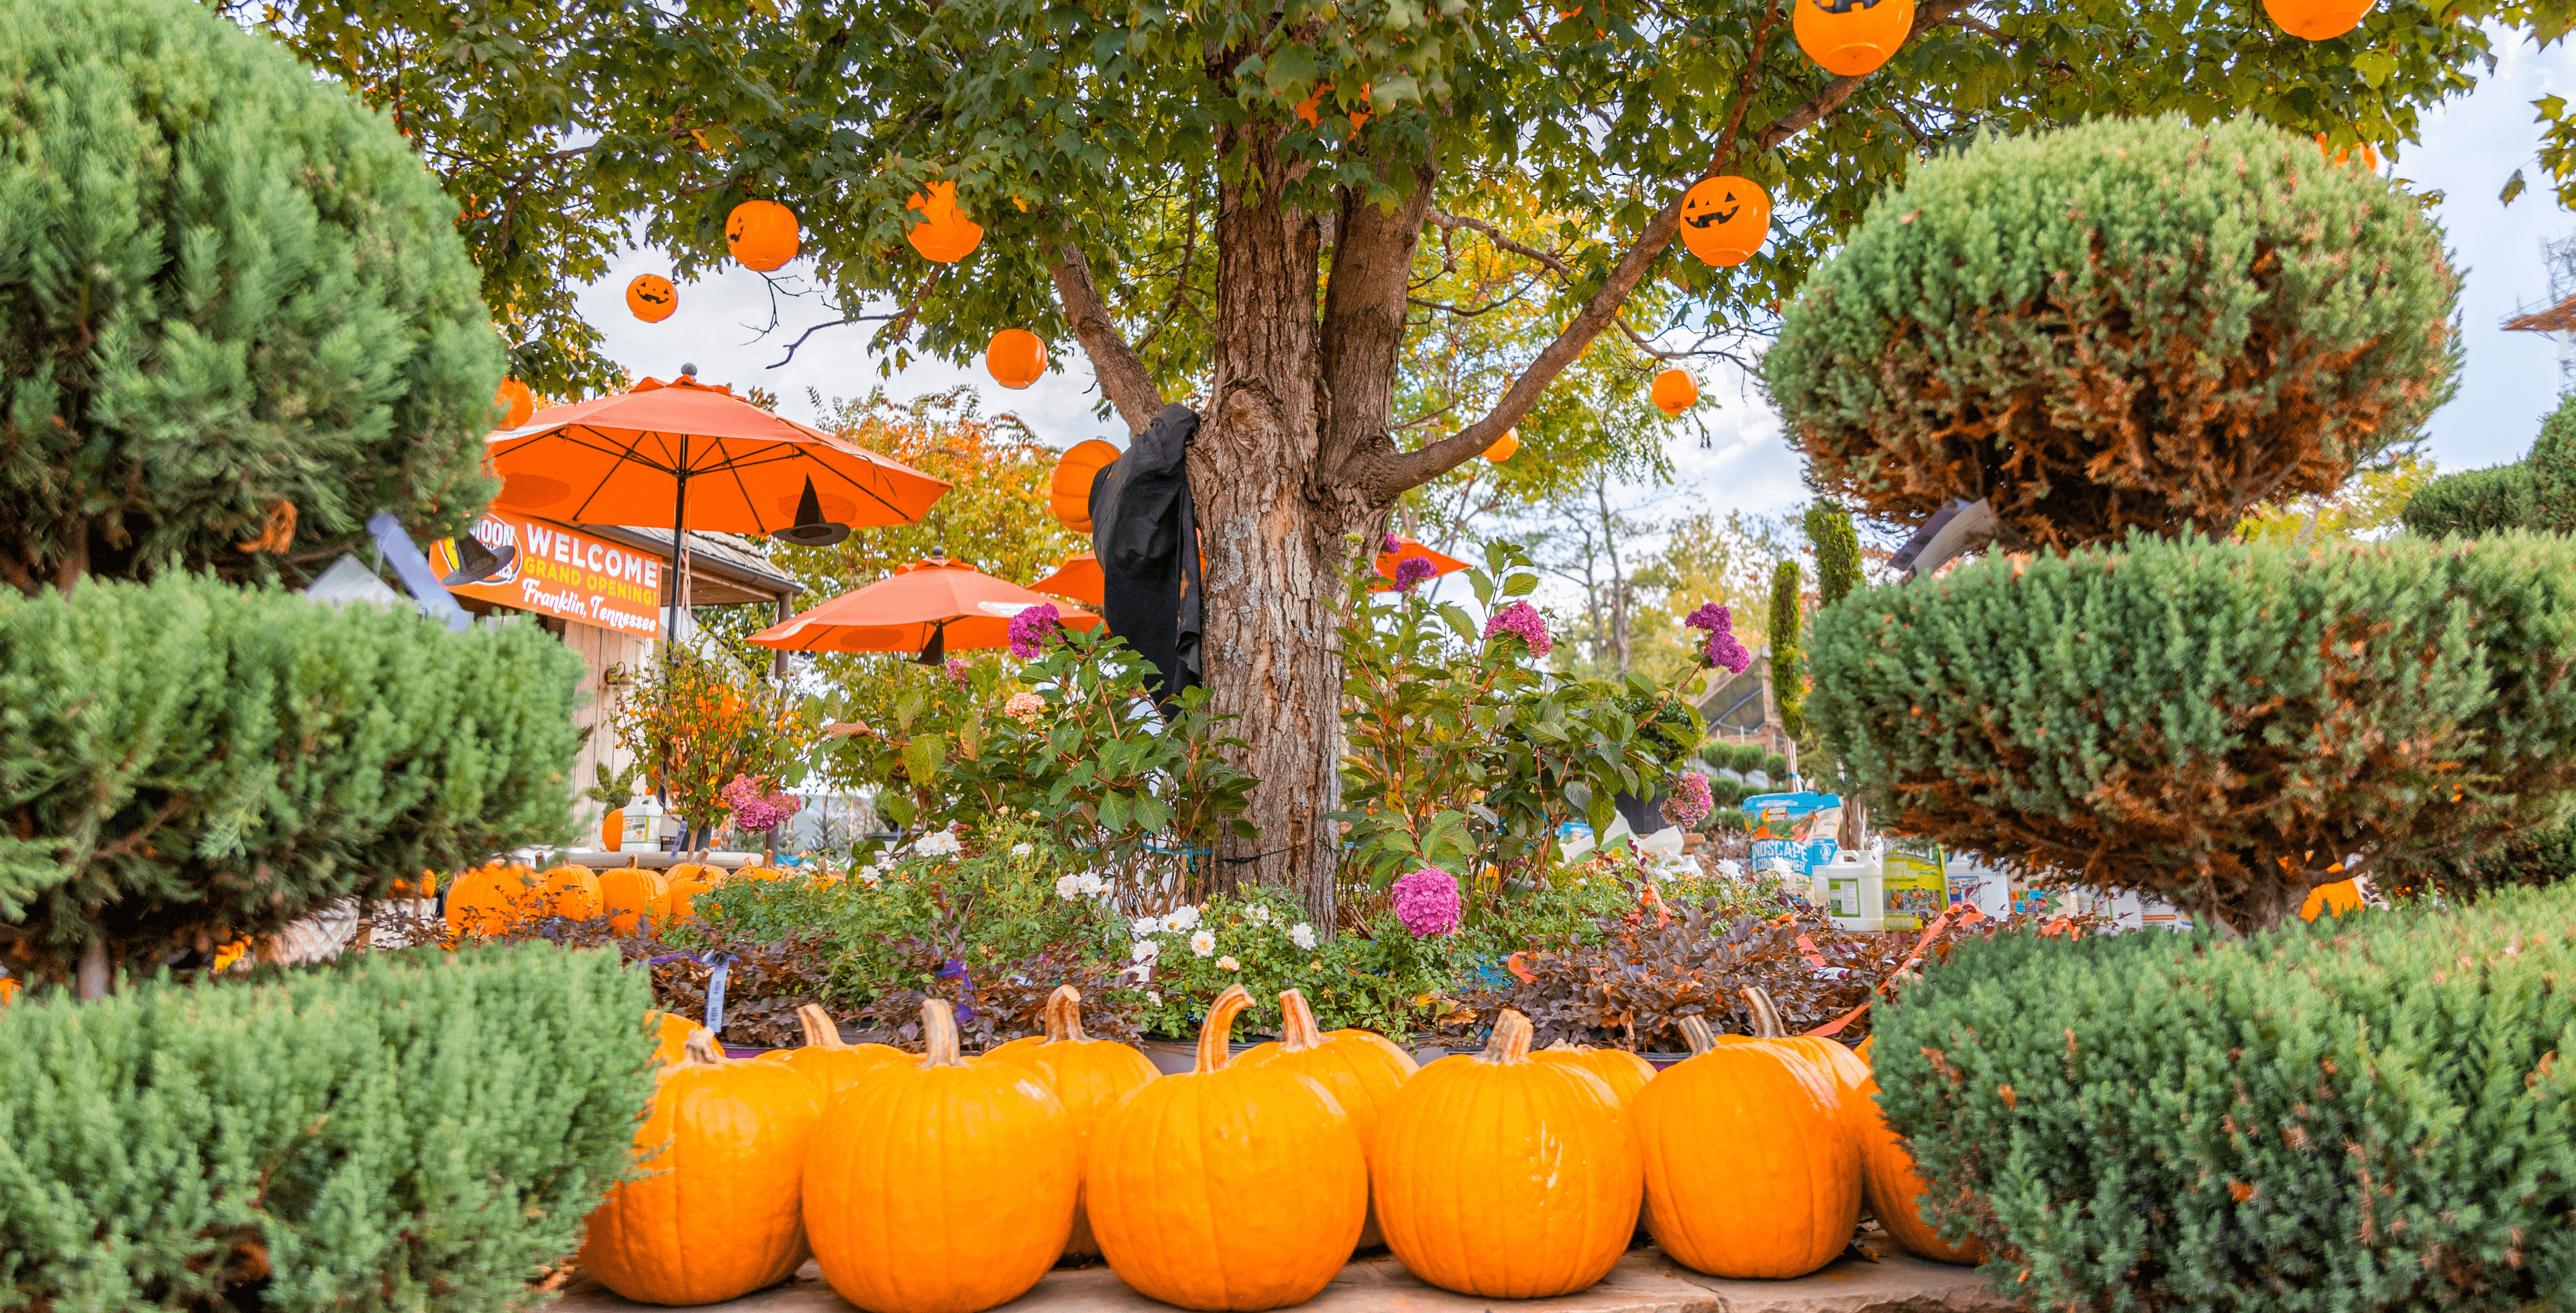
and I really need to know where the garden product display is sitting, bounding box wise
[0,944,652,1311]
[983,986,1163,1259]
[1373,1010,1642,1298]
[578,1031,822,1306]
[757,1003,908,1101]
[804,999,1077,1313]
[1876,888,2576,1308]
[1087,985,1367,1311]
[1236,988,1419,1249]
[1634,1012,1860,1279]
[1809,532,2576,931]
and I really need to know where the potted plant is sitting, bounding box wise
[586,761,643,852]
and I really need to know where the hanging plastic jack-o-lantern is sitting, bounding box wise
[1792,0,1915,76]
[906,182,985,264]
[726,200,801,272]
[1484,429,1520,462]
[1677,176,1772,268]
[1651,369,1699,417]
[626,274,678,323]
[2265,0,2372,40]
[495,378,535,429]
[987,329,1048,390]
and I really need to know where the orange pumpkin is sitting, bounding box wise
[1237,988,1416,1250]
[660,863,725,925]
[495,378,535,429]
[1792,0,1914,76]
[804,1000,1077,1313]
[0,976,19,1005]
[1483,429,1519,462]
[1049,439,1122,534]
[1678,175,1772,268]
[759,1003,908,1104]
[904,182,984,264]
[983,985,1161,1258]
[649,1010,708,1064]
[1721,988,1872,1135]
[534,864,603,920]
[1856,1048,1984,1265]
[2265,0,2371,39]
[578,1033,822,1304]
[599,868,669,935]
[1534,1038,1660,1240]
[726,199,802,272]
[388,870,439,899]
[626,274,678,323]
[443,862,540,938]
[1089,984,1366,1310]
[1651,369,1700,416]
[1635,1013,1860,1277]
[1375,1010,1640,1296]
[986,329,1048,389]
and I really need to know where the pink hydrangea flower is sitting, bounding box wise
[1661,773,1715,827]
[1391,867,1462,937]
[1483,601,1553,658]
[1004,691,1046,726]
[944,658,971,685]
[720,774,802,834]
[1007,604,1062,659]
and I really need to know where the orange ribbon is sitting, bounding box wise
[1803,905,1965,1038]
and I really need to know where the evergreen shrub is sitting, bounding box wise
[1769,117,2457,551]
[0,574,584,982]
[0,943,654,1312]
[1808,533,2576,931]
[0,0,503,591]
[2400,394,2576,538]
[1874,887,2576,1310]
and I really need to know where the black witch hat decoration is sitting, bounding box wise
[439,532,517,586]
[773,476,853,547]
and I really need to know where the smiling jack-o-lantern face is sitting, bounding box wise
[1792,0,1915,76]
[1678,176,1772,268]
[626,275,678,323]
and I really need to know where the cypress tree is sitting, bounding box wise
[1768,559,1803,742]
[1803,500,1864,608]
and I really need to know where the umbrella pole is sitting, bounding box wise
[665,465,690,654]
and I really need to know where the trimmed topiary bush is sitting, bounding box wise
[0,0,503,591]
[2400,394,2576,538]
[1875,887,2576,1309]
[1808,532,2576,931]
[1769,116,2457,551]
[0,574,584,983]
[0,943,654,1312]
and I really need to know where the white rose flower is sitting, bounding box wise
[1189,929,1216,958]
[1147,990,1161,1007]
[857,870,883,889]
[1288,922,1318,951]
[1010,842,1035,858]
[1216,956,1240,972]
[1054,874,1081,900]
[914,830,962,856]
[1075,874,1108,897]
[1245,904,1272,926]
[1132,915,1163,940]
[1132,940,1161,963]
[1165,905,1201,932]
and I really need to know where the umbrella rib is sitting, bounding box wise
[563,425,684,524]
[712,437,775,537]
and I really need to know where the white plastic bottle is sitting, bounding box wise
[1819,850,1886,931]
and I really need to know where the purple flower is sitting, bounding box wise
[1684,601,1752,674]
[1007,603,1063,659]
[944,658,970,685]
[1392,555,1438,592]
[1382,531,1401,553]
[1683,603,1731,632]
[1483,601,1553,658]
[1391,867,1462,937]
[1661,773,1715,827]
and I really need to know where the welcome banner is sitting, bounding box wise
[431,510,663,637]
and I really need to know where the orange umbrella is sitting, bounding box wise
[1030,553,1104,606]
[1372,538,1468,591]
[748,559,1101,661]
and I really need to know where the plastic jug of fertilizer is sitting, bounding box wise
[1816,849,1885,931]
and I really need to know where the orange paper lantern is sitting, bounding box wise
[2265,0,2371,40]
[1792,0,1915,76]
[905,182,984,264]
[726,200,801,272]
[1484,429,1520,462]
[626,274,677,323]
[495,378,535,429]
[987,329,1048,389]
[1651,369,1699,416]
[1677,176,1771,268]
[1049,439,1122,533]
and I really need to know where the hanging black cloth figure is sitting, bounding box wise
[1089,403,1203,709]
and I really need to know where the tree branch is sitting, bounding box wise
[1048,241,1167,434]
[1367,0,1975,500]
[1319,158,1438,484]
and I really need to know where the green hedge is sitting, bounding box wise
[1874,889,2576,1310]
[0,574,584,980]
[0,943,653,1312]
[2400,394,2576,538]
[1808,532,2576,931]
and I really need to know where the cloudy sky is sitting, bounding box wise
[579,30,2574,545]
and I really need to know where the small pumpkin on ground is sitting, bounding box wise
[1689,989,1872,1133]
[757,1003,907,1104]
[1534,1039,1658,1239]
[1088,984,1366,1311]
[1640,1011,1860,1278]
[578,1032,822,1304]
[647,1011,708,1064]
[1855,1045,1986,1265]
[1375,1010,1641,1297]
[535,864,604,919]
[660,864,724,925]
[983,984,1162,1259]
[442,862,539,938]
[600,867,670,935]
[1236,988,1416,1249]
[805,999,1077,1313]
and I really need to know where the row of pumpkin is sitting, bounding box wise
[580,981,1978,1312]
[437,860,772,939]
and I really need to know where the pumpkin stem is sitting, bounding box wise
[1677,1014,1717,1056]
[681,1031,728,1066]
[1276,988,1325,1052]
[920,998,969,1068]
[1479,1009,1535,1064]
[1042,984,1088,1044]
[1195,983,1253,1074]
[795,1003,843,1049]
[1742,986,1787,1039]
